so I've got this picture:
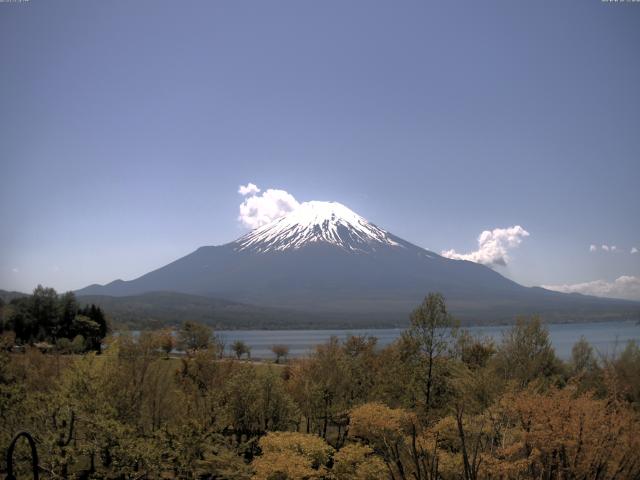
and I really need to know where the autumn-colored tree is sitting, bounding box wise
[158,327,175,358]
[349,402,438,480]
[251,432,333,480]
[331,443,388,480]
[483,388,640,479]
[272,344,289,363]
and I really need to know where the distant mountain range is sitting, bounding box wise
[0,289,29,303]
[74,201,640,328]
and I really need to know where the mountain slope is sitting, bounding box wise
[0,289,30,303]
[76,202,640,324]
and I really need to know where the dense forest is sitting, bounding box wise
[0,286,108,353]
[1,292,639,479]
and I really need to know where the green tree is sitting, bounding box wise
[1,289,108,351]
[402,292,457,415]
[607,340,640,406]
[80,304,108,351]
[494,315,562,388]
[5,300,36,343]
[178,321,212,352]
[30,285,59,338]
[58,291,78,339]
[570,336,603,395]
[231,340,250,359]
[0,297,5,333]
[286,337,354,440]
[71,334,86,353]
[56,337,72,353]
[571,336,598,374]
[455,329,495,370]
[256,367,298,431]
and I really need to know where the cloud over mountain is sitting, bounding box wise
[543,275,640,301]
[441,225,530,266]
[238,184,300,229]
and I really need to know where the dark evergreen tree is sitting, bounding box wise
[58,291,78,339]
[7,298,37,343]
[3,287,108,352]
[30,285,59,338]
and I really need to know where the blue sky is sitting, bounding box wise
[1,1,639,298]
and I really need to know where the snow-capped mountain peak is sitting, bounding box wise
[234,201,400,253]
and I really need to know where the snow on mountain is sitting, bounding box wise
[234,201,401,253]
[75,199,640,324]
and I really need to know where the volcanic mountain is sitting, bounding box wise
[77,201,639,325]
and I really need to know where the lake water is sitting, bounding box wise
[215,320,640,360]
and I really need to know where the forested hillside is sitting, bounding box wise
[75,292,401,330]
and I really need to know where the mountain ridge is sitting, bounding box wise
[76,201,640,325]
[234,201,401,253]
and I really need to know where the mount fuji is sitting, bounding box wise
[76,201,639,326]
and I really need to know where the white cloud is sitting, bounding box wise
[238,186,300,229]
[238,182,261,196]
[11,267,19,273]
[592,244,637,254]
[441,225,530,266]
[543,275,640,301]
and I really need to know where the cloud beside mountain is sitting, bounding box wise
[238,183,300,229]
[543,275,640,301]
[441,225,530,266]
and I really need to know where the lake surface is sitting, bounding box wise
[215,320,640,360]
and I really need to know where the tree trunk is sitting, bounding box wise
[456,406,473,480]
